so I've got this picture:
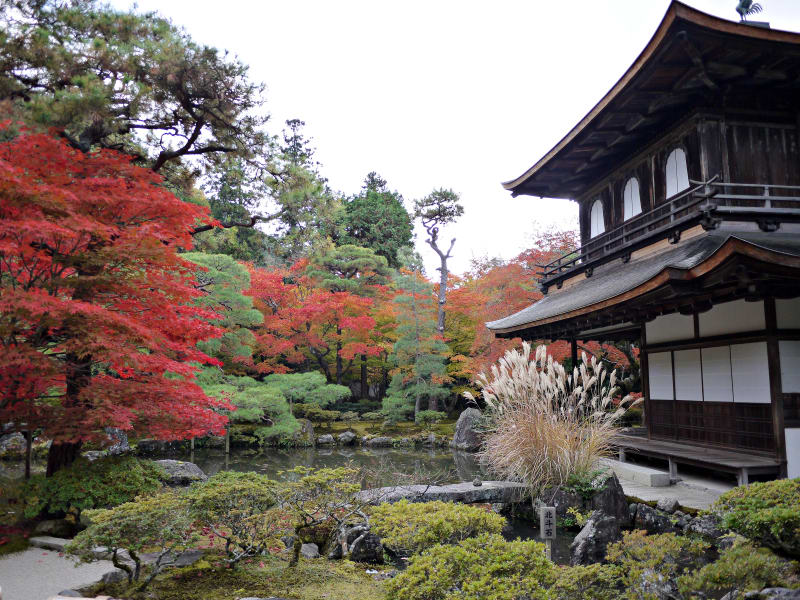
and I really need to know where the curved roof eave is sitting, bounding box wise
[501,0,800,195]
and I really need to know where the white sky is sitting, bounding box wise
[116,0,800,276]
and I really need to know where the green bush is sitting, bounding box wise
[415,410,447,427]
[606,531,710,600]
[187,471,284,567]
[65,490,196,589]
[370,500,506,556]
[712,478,800,558]
[264,372,351,407]
[677,541,798,599]
[550,564,623,600]
[385,534,555,600]
[293,403,341,423]
[339,411,359,423]
[23,456,164,518]
[360,411,384,421]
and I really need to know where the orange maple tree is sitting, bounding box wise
[0,128,231,474]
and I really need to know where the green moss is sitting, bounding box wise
[87,554,387,600]
[0,534,29,556]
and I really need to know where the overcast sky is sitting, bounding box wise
[116,0,800,276]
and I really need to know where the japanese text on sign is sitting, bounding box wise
[540,506,556,539]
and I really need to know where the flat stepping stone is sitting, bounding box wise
[357,481,527,504]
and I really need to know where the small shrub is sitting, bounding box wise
[385,533,556,600]
[606,531,709,600]
[550,563,624,600]
[415,410,447,428]
[370,499,506,556]
[712,478,800,558]
[23,456,164,518]
[562,506,591,529]
[65,490,195,589]
[678,541,798,599]
[360,411,384,421]
[187,471,284,567]
[293,403,341,424]
[565,468,610,500]
[339,411,360,423]
[264,372,351,407]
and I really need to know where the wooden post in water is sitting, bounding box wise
[540,506,556,561]
[225,429,230,455]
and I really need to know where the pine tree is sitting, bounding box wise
[383,257,451,421]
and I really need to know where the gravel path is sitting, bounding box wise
[0,547,115,600]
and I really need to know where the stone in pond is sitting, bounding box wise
[316,434,335,445]
[366,436,392,447]
[570,510,621,566]
[154,459,207,486]
[449,408,482,452]
[338,431,356,445]
[300,543,320,559]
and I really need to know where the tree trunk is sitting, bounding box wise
[437,251,448,335]
[24,428,32,480]
[414,394,424,420]
[428,396,438,412]
[336,337,343,385]
[360,354,368,399]
[46,352,91,476]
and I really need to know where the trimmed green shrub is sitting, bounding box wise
[385,533,555,600]
[678,541,798,599]
[360,411,384,421]
[370,500,506,556]
[293,403,341,424]
[550,564,624,600]
[187,471,284,567]
[264,372,351,407]
[606,531,710,600]
[65,490,195,589]
[712,478,800,558]
[415,410,447,427]
[23,456,164,518]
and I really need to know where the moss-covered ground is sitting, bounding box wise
[311,419,456,439]
[86,554,388,600]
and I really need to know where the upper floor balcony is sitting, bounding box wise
[539,178,800,293]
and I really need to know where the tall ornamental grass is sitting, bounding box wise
[466,343,640,494]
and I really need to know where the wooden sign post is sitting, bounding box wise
[540,506,556,560]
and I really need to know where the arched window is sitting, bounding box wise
[665,148,689,198]
[590,198,605,238]
[623,177,642,220]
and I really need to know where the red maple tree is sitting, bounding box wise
[0,127,231,474]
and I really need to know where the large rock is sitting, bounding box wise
[300,543,320,559]
[590,474,631,527]
[449,408,483,452]
[349,533,384,564]
[104,427,130,455]
[357,480,527,505]
[293,419,315,446]
[0,432,25,457]
[366,436,393,448]
[154,459,207,486]
[338,431,357,445]
[685,513,725,543]
[570,510,621,565]
[633,504,677,535]
[316,434,335,446]
[33,519,75,538]
[744,589,800,600]
[656,497,680,514]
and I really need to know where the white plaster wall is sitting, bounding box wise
[776,297,800,329]
[646,313,694,344]
[701,346,734,403]
[699,299,765,337]
[779,340,800,393]
[648,352,674,400]
[674,349,703,401]
[786,428,800,479]
[730,342,771,403]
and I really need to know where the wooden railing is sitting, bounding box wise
[539,178,800,288]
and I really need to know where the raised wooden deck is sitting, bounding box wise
[613,433,783,486]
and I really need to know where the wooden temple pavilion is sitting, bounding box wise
[488,1,800,484]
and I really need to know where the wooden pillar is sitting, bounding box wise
[570,338,578,369]
[640,323,652,440]
[765,298,787,474]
